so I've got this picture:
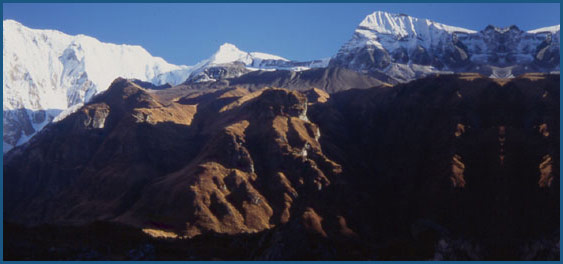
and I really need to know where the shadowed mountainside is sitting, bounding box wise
[4,74,559,260]
[173,67,389,93]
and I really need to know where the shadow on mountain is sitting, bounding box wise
[3,74,560,260]
[308,73,559,260]
[3,108,64,152]
[173,67,389,93]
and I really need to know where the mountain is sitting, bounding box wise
[2,20,192,152]
[4,73,559,260]
[184,43,329,83]
[2,10,560,261]
[3,13,561,152]
[3,78,342,238]
[2,21,326,152]
[306,73,559,260]
[330,11,560,82]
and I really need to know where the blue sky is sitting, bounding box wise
[3,3,560,65]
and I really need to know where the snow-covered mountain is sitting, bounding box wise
[2,19,196,152]
[184,43,328,83]
[330,11,560,82]
[3,20,191,109]
[2,20,326,152]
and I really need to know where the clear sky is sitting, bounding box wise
[3,3,560,66]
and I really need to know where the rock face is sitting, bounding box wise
[4,73,559,260]
[330,11,560,83]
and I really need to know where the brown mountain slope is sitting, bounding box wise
[3,74,559,260]
[4,78,341,238]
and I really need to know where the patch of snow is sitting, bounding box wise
[527,25,560,34]
[249,51,289,61]
[53,103,83,123]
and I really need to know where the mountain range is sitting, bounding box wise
[2,11,560,152]
[4,73,559,260]
[2,20,327,151]
[2,10,560,260]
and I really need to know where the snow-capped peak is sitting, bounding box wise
[207,42,289,65]
[184,42,321,83]
[3,19,191,152]
[339,11,478,58]
[332,10,560,84]
[208,43,252,65]
[358,11,476,37]
[3,19,189,112]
